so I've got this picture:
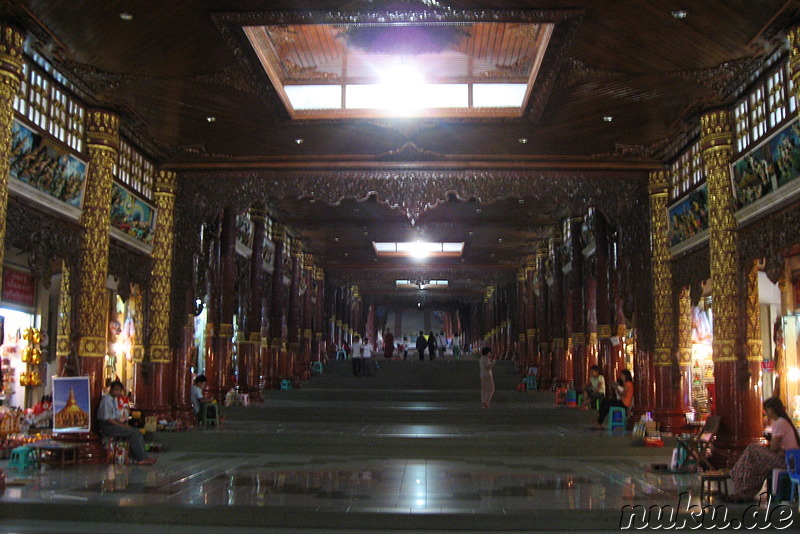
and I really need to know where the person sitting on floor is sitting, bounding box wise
[97,380,155,465]
[579,365,606,409]
[726,396,800,502]
[594,369,633,429]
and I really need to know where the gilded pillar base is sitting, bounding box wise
[139,360,173,422]
[172,329,195,428]
[710,359,764,467]
[211,336,233,400]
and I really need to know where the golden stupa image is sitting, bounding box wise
[55,386,89,428]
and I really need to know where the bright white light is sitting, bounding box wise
[285,85,342,110]
[378,65,424,115]
[788,367,800,381]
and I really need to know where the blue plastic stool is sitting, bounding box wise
[311,361,323,375]
[8,446,38,470]
[524,376,537,391]
[280,379,292,391]
[608,406,627,435]
[565,389,577,407]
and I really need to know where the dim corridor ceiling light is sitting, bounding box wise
[603,116,613,122]
[671,10,688,19]
[119,13,134,21]
[206,116,216,123]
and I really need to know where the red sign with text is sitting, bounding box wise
[2,267,35,307]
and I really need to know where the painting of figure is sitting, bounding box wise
[110,183,156,244]
[9,119,87,207]
[731,118,800,209]
[668,184,709,247]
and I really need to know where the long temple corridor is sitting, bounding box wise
[2,357,703,533]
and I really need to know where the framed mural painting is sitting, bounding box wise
[9,119,88,208]
[731,118,800,210]
[110,182,157,245]
[52,376,91,433]
[668,184,709,247]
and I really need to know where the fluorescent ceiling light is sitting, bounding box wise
[373,241,464,258]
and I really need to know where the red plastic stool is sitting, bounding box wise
[555,388,567,406]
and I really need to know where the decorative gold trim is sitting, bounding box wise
[150,345,170,363]
[552,338,564,349]
[712,339,737,362]
[572,332,585,344]
[598,324,612,339]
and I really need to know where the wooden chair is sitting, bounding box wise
[676,415,721,472]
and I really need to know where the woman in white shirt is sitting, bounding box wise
[479,346,497,408]
[362,337,373,376]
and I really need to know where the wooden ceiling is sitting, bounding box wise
[7,0,798,310]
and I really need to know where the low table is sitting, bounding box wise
[32,441,79,469]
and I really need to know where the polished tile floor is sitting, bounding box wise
[0,359,795,532]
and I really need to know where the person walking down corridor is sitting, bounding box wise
[416,331,427,361]
[351,336,363,377]
[479,347,497,409]
[383,330,395,359]
[427,331,437,361]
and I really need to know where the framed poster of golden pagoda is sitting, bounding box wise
[52,376,91,433]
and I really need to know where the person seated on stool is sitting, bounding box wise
[97,380,155,465]
[579,365,606,410]
[593,369,633,429]
[191,374,216,422]
[725,396,800,502]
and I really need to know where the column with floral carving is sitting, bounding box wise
[702,109,762,464]
[240,204,265,396]
[595,210,613,400]
[0,25,23,287]
[649,169,686,431]
[676,286,693,411]
[56,263,72,376]
[313,266,325,362]
[549,233,566,386]
[516,268,527,368]
[300,253,314,378]
[76,110,119,416]
[268,223,287,386]
[145,170,177,420]
[286,241,302,381]
[568,217,585,392]
[525,255,538,371]
[213,208,236,398]
[535,242,550,387]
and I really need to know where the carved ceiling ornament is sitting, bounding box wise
[179,168,648,229]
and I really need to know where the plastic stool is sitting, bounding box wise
[607,406,627,434]
[280,379,292,391]
[201,403,220,427]
[524,376,537,391]
[555,388,567,406]
[700,470,729,502]
[311,361,323,375]
[8,446,38,470]
[576,394,583,407]
[565,389,577,407]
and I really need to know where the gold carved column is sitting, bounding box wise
[76,110,119,412]
[0,25,23,287]
[145,170,177,419]
[702,109,762,463]
[649,169,685,431]
[676,286,693,411]
[56,263,72,376]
